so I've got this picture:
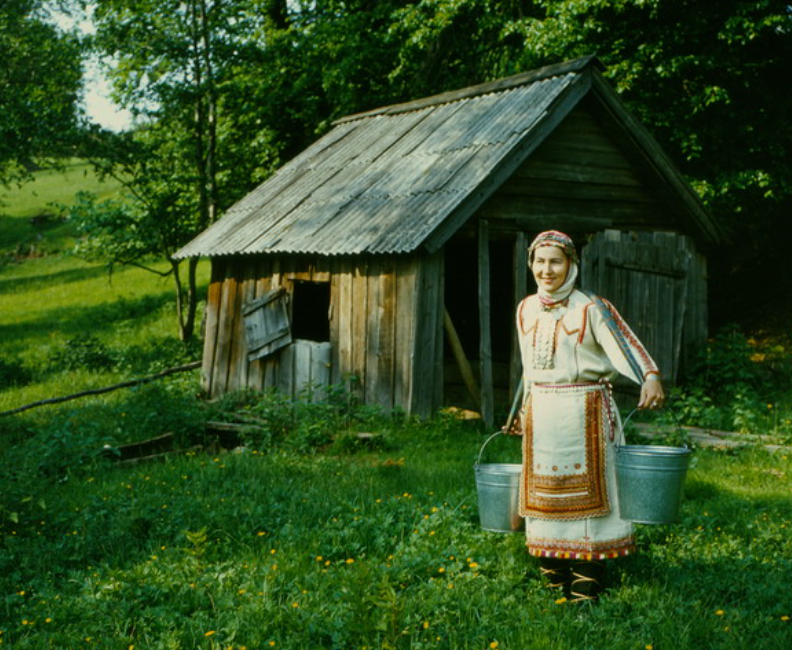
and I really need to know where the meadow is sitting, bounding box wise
[1,164,791,649]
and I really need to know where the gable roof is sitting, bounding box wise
[175,56,722,260]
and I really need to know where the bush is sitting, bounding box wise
[50,334,115,371]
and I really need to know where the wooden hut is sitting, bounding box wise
[175,56,725,423]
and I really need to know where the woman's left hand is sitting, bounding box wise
[638,377,665,410]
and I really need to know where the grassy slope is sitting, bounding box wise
[0,161,209,411]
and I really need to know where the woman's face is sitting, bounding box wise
[531,245,570,293]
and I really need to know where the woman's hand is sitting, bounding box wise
[638,376,665,410]
[502,410,523,435]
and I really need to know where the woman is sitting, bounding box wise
[513,230,664,603]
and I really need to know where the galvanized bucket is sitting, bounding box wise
[474,432,524,533]
[615,411,692,524]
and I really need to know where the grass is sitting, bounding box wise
[1,413,790,650]
[0,159,121,254]
[0,161,209,413]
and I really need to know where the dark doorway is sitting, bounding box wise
[291,280,330,342]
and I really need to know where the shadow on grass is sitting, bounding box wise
[0,290,176,347]
[0,262,114,295]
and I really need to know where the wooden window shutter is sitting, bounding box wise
[243,287,292,361]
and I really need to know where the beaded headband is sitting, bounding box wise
[528,230,579,265]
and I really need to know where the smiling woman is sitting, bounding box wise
[511,229,665,603]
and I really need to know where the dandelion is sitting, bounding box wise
[316,556,323,561]
[346,558,355,564]
[646,646,653,650]
[205,631,216,637]
[447,583,454,590]
[490,642,499,649]
[438,567,446,573]
[257,531,267,537]
[271,549,277,554]
[469,562,479,569]
[45,618,53,623]
[269,642,276,647]
[781,615,790,621]
[555,597,567,605]
[715,609,725,616]
[423,621,430,629]
[292,602,299,608]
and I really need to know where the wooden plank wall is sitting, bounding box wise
[202,252,444,416]
[580,230,703,384]
[479,103,665,233]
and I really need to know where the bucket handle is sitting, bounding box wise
[618,404,687,448]
[475,378,523,468]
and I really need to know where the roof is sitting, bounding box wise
[175,56,722,259]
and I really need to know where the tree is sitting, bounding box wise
[80,0,265,340]
[0,0,83,184]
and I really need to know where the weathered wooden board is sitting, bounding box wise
[581,230,700,383]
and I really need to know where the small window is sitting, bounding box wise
[243,287,292,361]
[291,280,330,342]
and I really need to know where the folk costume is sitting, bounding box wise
[516,231,660,601]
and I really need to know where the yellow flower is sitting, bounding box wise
[205,631,216,637]
[269,642,276,647]
[292,602,299,608]
[45,618,53,623]
[781,615,790,621]
[555,597,567,605]
[469,562,479,569]
[316,556,323,562]
[646,646,653,650]
[438,567,445,573]
[346,558,355,564]
[423,621,430,629]
[490,643,499,649]
[715,609,725,616]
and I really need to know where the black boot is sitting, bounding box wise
[569,560,606,603]
[538,557,572,590]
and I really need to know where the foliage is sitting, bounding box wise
[0,0,83,185]
[672,325,792,437]
[50,334,116,371]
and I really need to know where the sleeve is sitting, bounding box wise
[589,296,660,385]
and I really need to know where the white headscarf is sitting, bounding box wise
[528,230,579,306]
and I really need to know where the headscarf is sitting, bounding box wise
[528,230,579,306]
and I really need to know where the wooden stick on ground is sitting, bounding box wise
[0,361,202,419]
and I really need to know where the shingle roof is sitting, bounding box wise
[175,57,599,259]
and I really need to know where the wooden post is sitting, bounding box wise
[443,308,481,410]
[511,232,528,399]
[478,220,494,427]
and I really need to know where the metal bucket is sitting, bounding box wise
[615,444,692,524]
[474,432,524,533]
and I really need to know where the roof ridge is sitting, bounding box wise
[333,55,601,125]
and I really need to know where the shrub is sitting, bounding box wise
[50,334,115,371]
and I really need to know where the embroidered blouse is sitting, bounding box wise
[516,289,659,389]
